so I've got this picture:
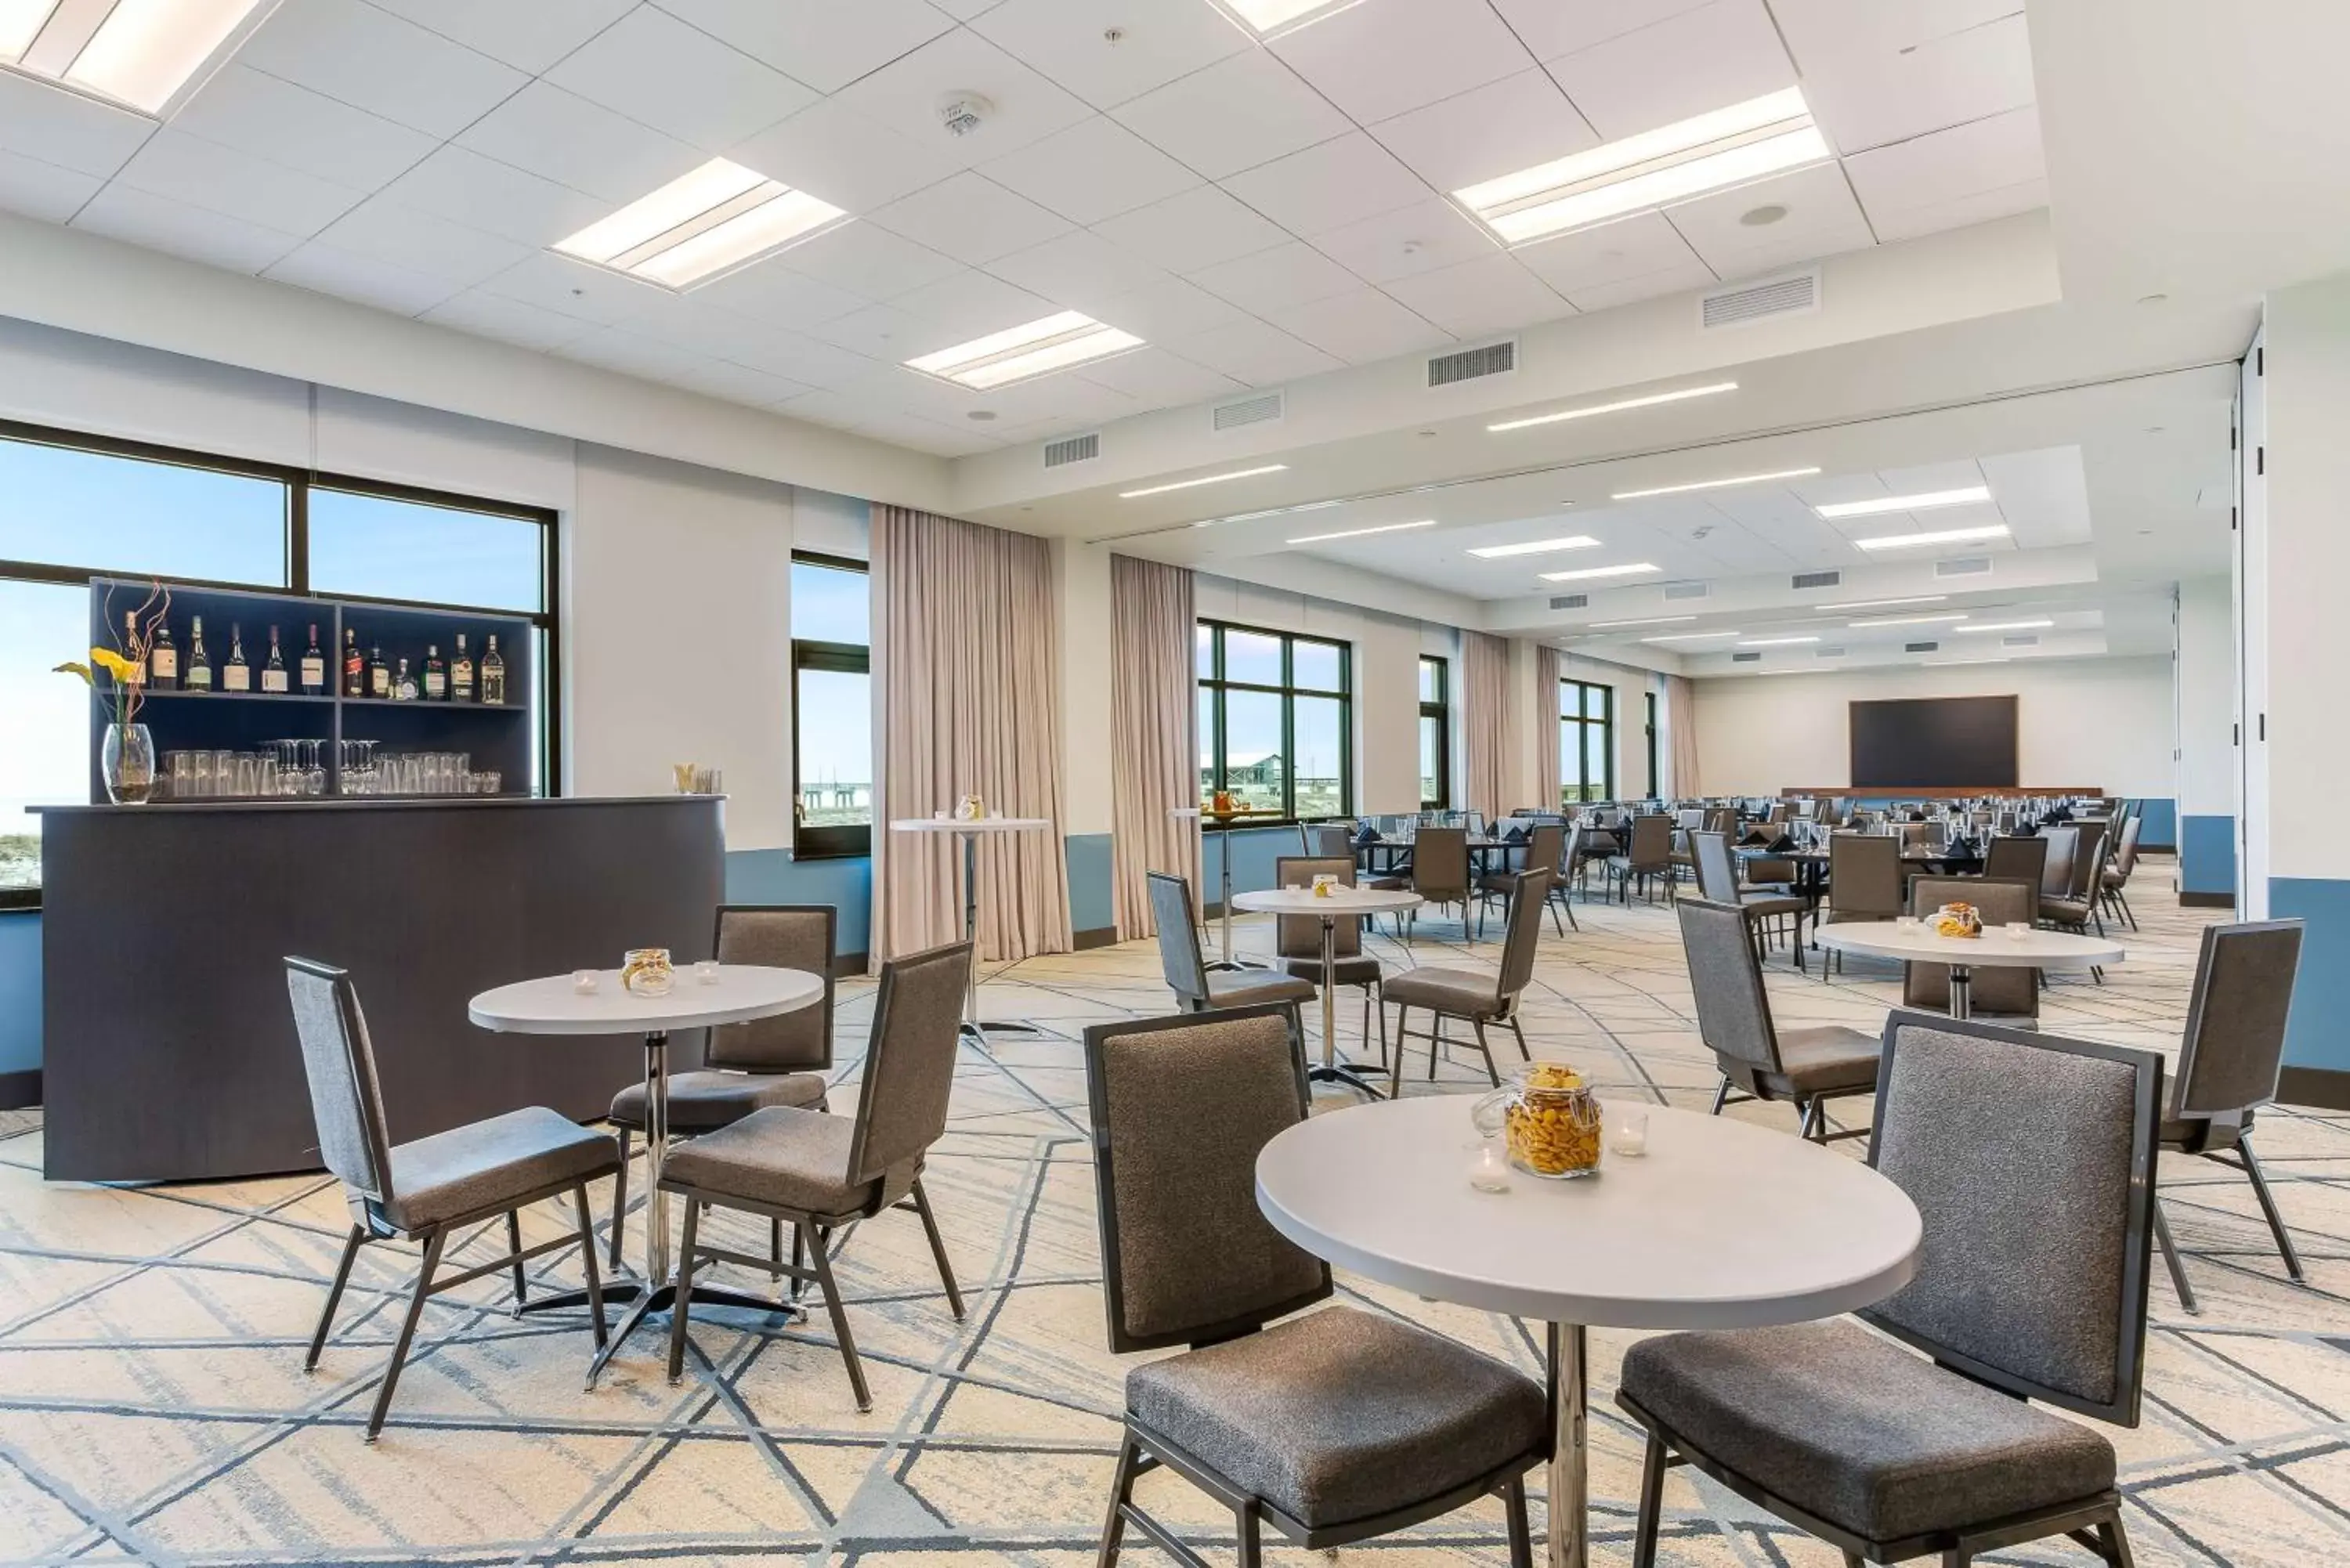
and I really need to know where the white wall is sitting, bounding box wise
[1057,540,1115,837]
[1692,656,2176,796]
[2176,576,2234,818]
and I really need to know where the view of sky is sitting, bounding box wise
[790,561,871,826]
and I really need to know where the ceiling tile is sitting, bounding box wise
[710,325,874,386]
[419,289,596,350]
[1166,318,1343,385]
[1788,6,2034,154]
[1663,161,1875,280]
[1543,0,1794,139]
[1845,105,2044,226]
[0,70,154,178]
[648,0,956,93]
[984,228,1171,311]
[728,97,960,213]
[1074,345,1243,405]
[805,301,940,358]
[971,0,1253,110]
[170,65,438,191]
[1112,48,1352,182]
[367,0,638,74]
[374,145,613,247]
[979,115,1199,226]
[890,268,1061,341]
[1187,240,1361,313]
[1221,133,1430,237]
[559,327,710,381]
[454,82,703,206]
[869,171,1072,262]
[1866,175,2048,244]
[1081,276,1247,341]
[1309,197,1498,284]
[1489,0,1713,63]
[71,185,304,273]
[478,251,675,324]
[757,220,959,301]
[114,129,367,237]
[1271,0,1531,124]
[0,147,101,222]
[665,358,813,407]
[834,27,1095,167]
[1378,252,1571,337]
[1368,67,1595,193]
[1512,211,1709,293]
[1557,258,1717,312]
[310,196,531,286]
[684,258,873,328]
[1263,287,1450,363]
[545,5,819,150]
[265,241,464,315]
[1089,183,1289,275]
[239,0,529,140]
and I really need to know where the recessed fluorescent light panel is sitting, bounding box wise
[1613,466,1821,501]
[1738,635,1820,647]
[1287,519,1436,544]
[1487,381,1737,433]
[1853,524,2012,551]
[1643,630,1741,643]
[1847,613,1969,628]
[1591,616,1695,629]
[1120,464,1289,500]
[2,0,280,115]
[905,309,1142,391]
[1208,0,1365,38]
[1538,562,1661,583]
[1815,485,1992,519]
[1955,620,2055,633]
[555,158,847,291]
[1467,535,1600,558]
[1819,595,1948,611]
[1454,88,1830,247]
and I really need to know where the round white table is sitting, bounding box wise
[1256,1094,1922,1568]
[1813,920,2124,1018]
[1231,886,1423,1097]
[469,963,825,1385]
[889,815,1053,1042]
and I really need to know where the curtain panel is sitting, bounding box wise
[870,504,1074,966]
[1665,673,1701,797]
[1462,630,1517,824]
[1535,645,1561,815]
[1109,555,1198,940]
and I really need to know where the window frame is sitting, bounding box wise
[789,550,872,860]
[1418,654,1450,811]
[1196,617,1354,823]
[1645,689,1660,801]
[1560,677,1616,806]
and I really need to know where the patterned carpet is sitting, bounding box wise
[4,858,2347,1567]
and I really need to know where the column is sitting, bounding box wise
[1054,538,1117,945]
[2175,576,2235,905]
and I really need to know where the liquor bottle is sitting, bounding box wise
[423,644,447,701]
[121,611,145,688]
[224,624,251,692]
[392,656,418,702]
[367,645,389,699]
[262,627,288,693]
[342,627,363,697]
[148,616,179,690]
[450,634,475,703]
[480,634,506,705]
[186,617,213,692]
[299,623,326,695]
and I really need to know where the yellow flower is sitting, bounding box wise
[52,660,94,687]
[88,648,139,681]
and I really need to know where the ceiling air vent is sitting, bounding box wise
[1661,580,1711,601]
[1935,555,1993,578]
[1732,652,1762,663]
[1427,338,1517,388]
[1042,432,1098,468]
[1905,641,1940,653]
[1700,268,1820,331]
[1791,569,1842,591]
[2002,634,2041,648]
[1816,646,1846,658]
[1549,593,1589,611]
[1212,389,1284,432]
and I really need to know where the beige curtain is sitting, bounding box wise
[1535,645,1561,814]
[1462,630,1516,823]
[870,504,1073,965]
[1110,554,1198,938]
[1665,673,1701,797]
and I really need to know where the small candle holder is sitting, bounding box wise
[1608,1107,1650,1158]
[694,959,721,985]
[570,970,600,995]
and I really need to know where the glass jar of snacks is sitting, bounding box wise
[620,948,675,997]
[1491,1062,1603,1180]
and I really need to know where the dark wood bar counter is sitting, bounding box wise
[35,796,723,1183]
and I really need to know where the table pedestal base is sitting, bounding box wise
[521,1279,804,1389]
[1947,964,1972,1020]
[1307,1063,1387,1098]
[1314,916,1383,1100]
[1548,1322,1588,1568]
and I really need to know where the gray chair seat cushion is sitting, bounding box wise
[1383,966,1503,1018]
[2040,898,2094,925]
[382,1107,619,1231]
[609,1068,826,1132]
[1619,1318,2115,1545]
[1281,956,1384,986]
[1368,875,1410,891]
[659,1104,880,1217]
[1127,1304,1546,1528]
[1206,970,1318,1007]
[1766,1026,1881,1093]
[1740,892,1806,919]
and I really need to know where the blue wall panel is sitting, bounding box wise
[725,850,872,957]
[1202,825,1308,910]
[2268,877,2346,1071]
[1065,833,1115,936]
[2180,815,2237,897]
[2133,797,2177,851]
[0,912,38,1077]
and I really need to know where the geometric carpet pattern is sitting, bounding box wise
[3,857,2345,1566]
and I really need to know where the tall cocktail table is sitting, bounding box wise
[889,815,1052,1043]
[1814,920,2123,1018]
[1231,885,1421,1097]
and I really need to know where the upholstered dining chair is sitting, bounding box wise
[1675,899,1878,1144]
[1477,822,1564,938]
[286,958,620,1441]
[1375,824,1470,938]
[1300,823,1355,859]
[1147,871,1314,1040]
[1982,833,2049,888]
[1081,1006,1546,1568]
[2036,825,2081,921]
[2154,919,2307,1315]
[1274,854,1387,1068]
[608,904,835,1270]
[1902,876,2039,1021]
[658,941,971,1411]
[1385,869,1552,1090]
[2100,813,2145,931]
[2043,818,2110,938]
[1618,1009,2161,1568]
[1819,833,1903,974]
[1607,814,1676,904]
[1693,830,1805,970]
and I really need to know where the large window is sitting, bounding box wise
[1560,677,1615,805]
[790,553,872,858]
[0,421,559,905]
[1197,620,1353,820]
[1419,656,1449,810]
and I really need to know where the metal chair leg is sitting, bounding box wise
[805,1217,872,1411]
[2099,1514,2138,1567]
[1096,1434,1140,1568]
[364,1227,446,1442]
[910,1177,966,1320]
[667,1198,702,1383]
[1470,1017,1500,1086]
[1508,1016,1531,1061]
[608,1126,631,1272]
[1389,1005,1408,1098]
[1631,1430,1668,1568]
[307,1223,366,1371]
[505,1209,528,1312]
[2236,1136,2305,1281]
[1709,1074,1732,1115]
[2153,1199,2199,1315]
[1502,1472,1535,1568]
[571,1183,608,1352]
[1235,1499,1263,1568]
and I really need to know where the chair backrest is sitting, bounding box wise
[1702,806,1737,835]
[1147,871,1210,1007]
[2174,920,2305,1120]
[2110,811,2143,877]
[1676,808,1703,829]
[1692,829,1740,902]
[847,941,973,1184]
[1626,813,1674,868]
[2039,826,2078,897]
[284,958,397,1206]
[704,905,837,1071]
[1983,833,2048,886]
[1827,833,1904,919]
[1498,868,1553,997]
[1902,876,2038,1017]
[2066,818,2108,900]
[1525,822,1565,876]
[1409,826,1470,900]
[1083,1006,1329,1353]
[1274,855,1360,960]
[1864,1010,2160,1425]
[1300,823,1355,859]
[1675,898,1783,1083]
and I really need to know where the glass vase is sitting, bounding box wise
[103,721,156,805]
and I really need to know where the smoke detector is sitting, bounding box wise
[938,92,992,138]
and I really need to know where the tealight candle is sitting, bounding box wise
[571,970,600,994]
[1609,1107,1650,1157]
[694,959,721,985]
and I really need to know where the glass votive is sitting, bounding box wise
[694,959,721,985]
[1466,1139,1512,1193]
[1609,1107,1650,1157]
[570,970,600,994]
[1895,914,1922,931]
[2004,921,2031,939]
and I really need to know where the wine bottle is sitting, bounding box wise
[367,645,389,699]
[480,634,506,705]
[224,624,251,692]
[262,627,288,693]
[148,616,179,690]
[185,617,213,692]
[299,623,325,695]
[392,656,418,702]
[423,644,446,701]
[342,628,363,697]
[450,634,475,703]
[121,611,146,688]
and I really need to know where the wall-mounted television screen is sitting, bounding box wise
[1849,695,2018,788]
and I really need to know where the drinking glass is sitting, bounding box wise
[166,752,194,800]
[481,770,501,796]
[233,753,261,797]
[256,755,277,798]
